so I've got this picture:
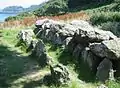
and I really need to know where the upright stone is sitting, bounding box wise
[96,58,113,82]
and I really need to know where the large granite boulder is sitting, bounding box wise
[34,19,78,45]
[50,64,70,85]
[17,29,34,46]
[90,38,120,60]
[72,28,117,44]
[70,20,93,30]
[96,58,113,82]
[70,20,116,45]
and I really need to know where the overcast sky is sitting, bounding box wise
[0,0,48,9]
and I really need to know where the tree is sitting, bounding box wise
[68,0,113,9]
[45,0,68,15]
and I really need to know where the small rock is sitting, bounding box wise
[17,29,34,46]
[27,39,38,52]
[50,64,70,85]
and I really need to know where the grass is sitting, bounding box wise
[1,1,120,88]
[2,29,120,88]
[0,29,44,88]
[0,28,98,88]
[1,28,120,88]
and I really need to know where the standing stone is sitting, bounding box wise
[96,58,113,82]
[17,29,34,46]
[33,40,46,57]
[82,47,101,71]
[32,40,51,66]
[50,64,70,85]
[72,44,84,59]
[27,39,38,52]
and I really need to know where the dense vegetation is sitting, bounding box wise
[4,0,115,20]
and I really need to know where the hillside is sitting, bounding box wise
[2,6,24,13]
[1,0,120,88]
[3,0,120,37]
[1,3,44,14]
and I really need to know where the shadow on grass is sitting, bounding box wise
[0,45,40,87]
[46,43,96,83]
[58,50,96,83]
[23,79,43,88]
[23,74,53,88]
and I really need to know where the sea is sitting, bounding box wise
[0,13,17,22]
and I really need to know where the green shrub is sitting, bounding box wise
[34,0,68,16]
[100,21,120,37]
[90,12,120,25]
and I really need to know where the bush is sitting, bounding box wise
[5,16,20,21]
[34,0,68,16]
[100,21,120,37]
[45,0,68,15]
[90,12,120,25]
[68,0,113,9]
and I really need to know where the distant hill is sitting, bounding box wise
[1,4,44,14]
[2,6,24,13]
[24,4,43,12]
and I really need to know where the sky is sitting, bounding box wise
[0,0,48,9]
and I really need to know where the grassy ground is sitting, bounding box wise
[0,29,98,88]
[0,29,49,88]
[0,28,120,88]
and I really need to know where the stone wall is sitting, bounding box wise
[18,18,120,82]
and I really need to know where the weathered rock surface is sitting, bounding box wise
[96,58,113,82]
[17,29,34,46]
[90,38,120,60]
[27,39,38,52]
[63,37,72,47]
[70,20,116,45]
[72,28,117,44]
[17,19,120,83]
[70,20,93,30]
[72,44,84,59]
[34,19,78,45]
[33,40,46,57]
[50,64,70,85]
[32,40,51,66]
[82,47,101,71]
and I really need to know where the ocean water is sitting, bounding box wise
[0,13,17,22]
